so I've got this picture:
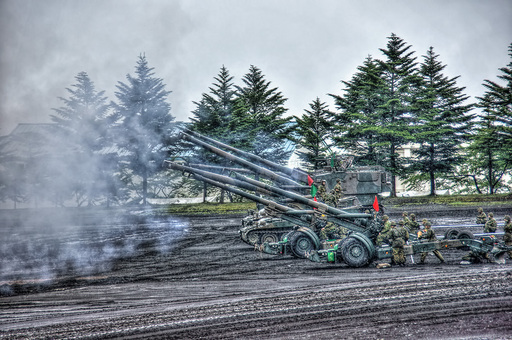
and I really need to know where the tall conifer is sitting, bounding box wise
[113,55,175,205]
[408,47,473,195]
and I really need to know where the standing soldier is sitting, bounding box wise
[418,220,445,264]
[402,212,410,228]
[389,220,409,266]
[503,215,512,260]
[407,213,420,234]
[376,215,391,246]
[476,207,487,225]
[317,180,327,202]
[484,212,497,233]
[330,178,343,207]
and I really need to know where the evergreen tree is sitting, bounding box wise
[472,43,512,194]
[51,72,113,206]
[113,55,175,205]
[190,65,235,139]
[189,66,237,202]
[293,97,333,171]
[407,47,473,196]
[330,56,386,165]
[376,33,419,196]
[232,65,294,164]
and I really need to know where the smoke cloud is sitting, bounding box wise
[0,209,188,295]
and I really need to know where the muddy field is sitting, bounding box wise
[1,207,512,339]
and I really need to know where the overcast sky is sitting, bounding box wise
[1,0,511,135]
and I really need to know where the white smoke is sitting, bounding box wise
[0,211,188,294]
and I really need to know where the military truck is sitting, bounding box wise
[168,129,391,248]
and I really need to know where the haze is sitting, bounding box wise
[1,0,511,134]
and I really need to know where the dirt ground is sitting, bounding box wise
[1,208,512,339]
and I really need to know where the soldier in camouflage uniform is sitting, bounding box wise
[329,178,343,207]
[418,220,445,264]
[376,215,392,246]
[402,212,410,228]
[476,207,487,225]
[319,222,348,241]
[484,212,497,233]
[406,213,420,233]
[317,180,327,202]
[503,215,512,260]
[389,220,409,266]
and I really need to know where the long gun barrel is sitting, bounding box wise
[180,130,309,186]
[232,172,370,219]
[167,161,369,234]
[167,161,313,228]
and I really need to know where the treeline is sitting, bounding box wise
[0,34,511,208]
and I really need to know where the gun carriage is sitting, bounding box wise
[166,130,511,267]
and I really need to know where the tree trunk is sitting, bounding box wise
[142,168,148,205]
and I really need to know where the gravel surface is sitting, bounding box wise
[1,208,512,339]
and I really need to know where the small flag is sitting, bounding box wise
[330,155,335,167]
[307,175,314,186]
[373,196,379,212]
[310,184,318,198]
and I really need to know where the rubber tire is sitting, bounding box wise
[289,231,316,259]
[458,231,474,240]
[260,233,279,244]
[457,231,474,251]
[341,237,370,267]
[444,229,460,240]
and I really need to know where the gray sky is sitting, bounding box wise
[1,0,511,135]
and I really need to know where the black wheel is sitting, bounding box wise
[444,229,460,240]
[341,237,370,267]
[247,232,259,245]
[458,231,474,240]
[260,233,279,244]
[457,231,474,251]
[289,232,316,259]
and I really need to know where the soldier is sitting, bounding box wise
[402,212,410,228]
[389,220,409,266]
[476,207,487,225]
[503,215,512,260]
[319,222,348,241]
[376,215,392,246]
[317,180,327,202]
[418,220,445,264]
[406,213,420,233]
[484,212,497,233]
[330,178,343,207]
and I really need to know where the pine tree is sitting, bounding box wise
[189,66,237,202]
[473,43,512,192]
[113,54,175,205]
[293,97,333,171]
[408,47,473,196]
[232,65,294,164]
[190,66,236,139]
[376,33,419,196]
[51,72,113,206]
[470,43,512,194]
[330,56,386,165]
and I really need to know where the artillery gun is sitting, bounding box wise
[168,129,391,248]
[167,130,511,267]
